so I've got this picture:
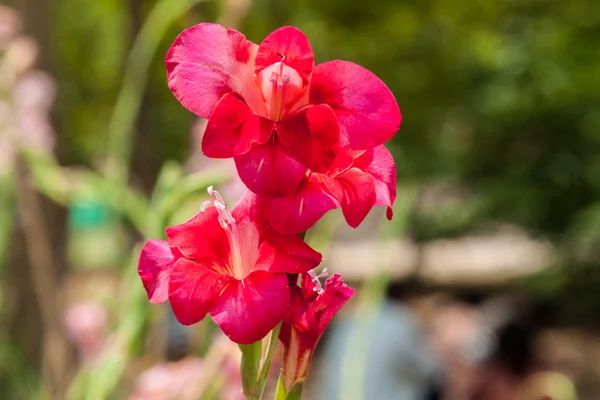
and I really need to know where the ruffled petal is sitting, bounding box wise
[165,207,230,274]
[169,258,230,326]
[261,176,339,234]
[254,227,322,274]
[138,240,180,304]
[166,23,266,118]
[311,273,354,334]
[210,270,290,344]
[327,168,376,228]
[310,60,401,149]
[277,104,340,172]
[353,145,397,220]
[255,26,314,84]
[234,136,307,197]
[203,93,274,158]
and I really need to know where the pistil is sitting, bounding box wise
[268,65,291,121]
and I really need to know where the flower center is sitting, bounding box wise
[256,62,305,121]
[200,187,246,279]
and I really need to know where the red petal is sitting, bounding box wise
[255,26,314,84]
[168,258,230,326]
[254,227,322,274]
[354,145,397,220]
[327,168,376,228]
[261,176,339,234]
[138,240,180,304]
[210,270,290,344]
[310,274,354,335]
[165,207,230,274]
[310,60,401,149]
[234,136,307,197]
[277,104,340,172]
[166,23,266,118]
[203,94,274,158]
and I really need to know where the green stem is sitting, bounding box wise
[257,323,281,400]
[239,341,262,400]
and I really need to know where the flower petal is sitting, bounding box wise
[327,168,376,228]
[165,207,230,274]
[166,23,266,118]
[255,26,314,84]
[254,227,322,274]
[261,176,339,234]
[234,136,307,197]
[202,93,274,158]
[210,270,290,344]
[138,240,180,304]
[277,104,340,172]
[354,145,397,220]
[311,273,354,334]
[310,60,401,149]
[169,258,230,326]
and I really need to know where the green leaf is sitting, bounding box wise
[285,381,305,400]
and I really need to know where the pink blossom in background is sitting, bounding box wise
[63,301,109,364]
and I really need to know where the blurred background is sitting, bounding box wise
[1,0,600,398]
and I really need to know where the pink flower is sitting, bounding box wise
[279,271,354,391]
[166,24,400,197]
[258,145,396,234]
[138,188,321,344]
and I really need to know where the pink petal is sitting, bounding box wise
[255,26,314,84]
[311,273,354,335]
[327,168,376,228]
[234,136,307,197]
[277,104,340,172]
[166,23,266,118]
[210,270,290,344]
[354,145,397,220]
[203,93,274,158]
[169,258,231,325]
[261,176,339,234]
[254,227,322,274]
[138,240,180,304]
[310,60,401,149]
[165,208,230,273]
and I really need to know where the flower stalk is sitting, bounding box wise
[239,341,262,400]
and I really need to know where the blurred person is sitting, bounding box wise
[467,303,577,400]
[320,281,438,400]
[425,292,488,400]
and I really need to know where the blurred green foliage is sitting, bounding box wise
[50,0,600,246]
[47,0,600,320]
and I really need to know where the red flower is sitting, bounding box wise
[258,145,396,234]
[137,188,322,344]
[279,271,354,391]
[166,24,400,197]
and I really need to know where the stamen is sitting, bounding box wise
[200,186,246,279]
[200,186,235,228]
[307,268,328,294]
